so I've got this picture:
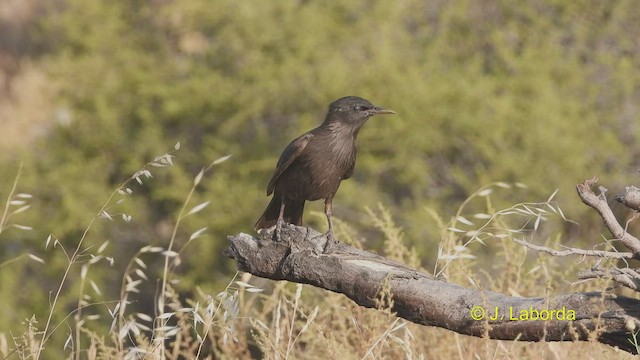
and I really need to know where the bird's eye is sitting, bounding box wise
[354,105,365,111]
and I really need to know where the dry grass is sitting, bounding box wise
[0,154,637,359]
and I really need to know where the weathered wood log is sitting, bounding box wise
[226,224,640,354]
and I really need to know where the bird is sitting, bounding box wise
[254,96,395,242]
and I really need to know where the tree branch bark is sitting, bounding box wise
[226,225,640,354]
[576,177,640,256]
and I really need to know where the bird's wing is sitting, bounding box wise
[267,132,314,195]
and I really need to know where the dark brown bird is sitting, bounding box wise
[254,96,395,240]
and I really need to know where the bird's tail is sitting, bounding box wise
[254,196,305,231]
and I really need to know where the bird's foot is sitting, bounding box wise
[322,230,339,253]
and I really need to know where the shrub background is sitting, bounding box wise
[1,0,639,358]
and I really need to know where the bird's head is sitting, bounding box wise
[325,96,395,128]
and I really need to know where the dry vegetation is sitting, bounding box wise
[2,0,640,359]
[1,156,637,359]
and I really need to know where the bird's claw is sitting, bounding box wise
[322,230,339,253]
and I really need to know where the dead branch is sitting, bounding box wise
[578,265,640,291]
[513,238,634,259]
[515,178,640,290]
[614,186,640,212]
[226,224,640,354]
[576,177,640,256]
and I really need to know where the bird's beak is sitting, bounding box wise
[371,106,396,115]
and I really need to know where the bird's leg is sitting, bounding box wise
[275,198,285,240]
[323,195,337,251]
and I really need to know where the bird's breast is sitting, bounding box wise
[277,134,356,201]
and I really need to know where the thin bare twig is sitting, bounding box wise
[577,265,640,291]
[513,238,634,259]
